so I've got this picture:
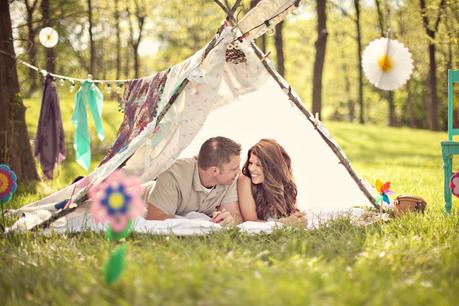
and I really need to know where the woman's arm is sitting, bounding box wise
[237,175,259,221]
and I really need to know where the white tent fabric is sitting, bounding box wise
[237,0,299,42]
[178,75,371,213]
[8,0,375,234]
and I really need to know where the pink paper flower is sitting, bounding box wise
[450,172,459,198]
[90,171,145,232]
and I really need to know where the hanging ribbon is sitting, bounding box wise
[71,81,105,171]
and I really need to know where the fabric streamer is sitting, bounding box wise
[35,74,66,179]
[100,70,168,165]
[71,81,105,171]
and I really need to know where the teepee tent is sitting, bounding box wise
[9,0,375,232]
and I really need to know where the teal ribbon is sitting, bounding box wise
[71,81,105,171]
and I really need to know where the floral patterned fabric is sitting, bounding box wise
[100,70,169,165]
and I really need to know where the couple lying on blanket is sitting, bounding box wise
[144,136,306,227]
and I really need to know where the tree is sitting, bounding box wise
[311,0,327,118]
[419,0,446,131]
[41,0,56,72]
[126,0,146,78]
[0,0,39,182]
[275,21,285,77]
[87,0,95,75]
[250,0,267,53]
[24,0,40,97]
[353,0,364,124]
[374,0,396,126]
[114,0,121,80]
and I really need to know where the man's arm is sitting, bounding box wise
[143,171,179,220]
[145,202,174,220]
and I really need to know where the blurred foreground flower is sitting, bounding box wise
[90,170,145,232]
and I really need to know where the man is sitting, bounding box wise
[144,136,242,225]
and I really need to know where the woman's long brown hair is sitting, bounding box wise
[241,139,298,219]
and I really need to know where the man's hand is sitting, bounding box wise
[211,208,235,226]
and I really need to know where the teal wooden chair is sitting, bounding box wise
[441,69,459,213]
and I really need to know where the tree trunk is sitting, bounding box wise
[374,0,397,126]
[0,0,39,182]
[25,0,39,97]
[354,0,364,124]
[132,0,145,79]
[87,0,95,76]
[274,21,285,77]
[419,0,445,131]
[41,0,56,73]
[114,0,121,80]
[134,45,140,78]
[427,42,439,130]
[342,61,354,122]
[311,0,327,119]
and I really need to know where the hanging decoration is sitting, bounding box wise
[99,71,168,165]
[225,42,247,64]
[39,27,59,48]
[71,80,105,171]
[0,164,17,231]
[89,170,145,285]
[362,37,413,91]
[35,74,66,179]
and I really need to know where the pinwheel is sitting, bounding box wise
[375,179,394,208]
[0,164,17,231]
[0,164,17,205]
[362,37,413,91]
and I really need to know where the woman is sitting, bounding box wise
[237,139,305,225]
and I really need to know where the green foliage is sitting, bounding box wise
[10,0,457,128]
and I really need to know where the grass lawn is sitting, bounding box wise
[1,94,458,306]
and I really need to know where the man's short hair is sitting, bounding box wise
[198,136,241,169]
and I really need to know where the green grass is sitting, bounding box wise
[1,95,458,305]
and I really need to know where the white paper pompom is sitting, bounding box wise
[39,27,59,48]
[362,38,413,91]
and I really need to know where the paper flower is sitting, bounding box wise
[0,164,17,205]
[39,27,59,48]
[362,38,413,90]
[90,171,145,232]
[449,172,459,198]
[375,179,394,206]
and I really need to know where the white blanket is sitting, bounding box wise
[7,209,369,235]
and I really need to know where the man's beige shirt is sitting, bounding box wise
[145,157,238,216]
